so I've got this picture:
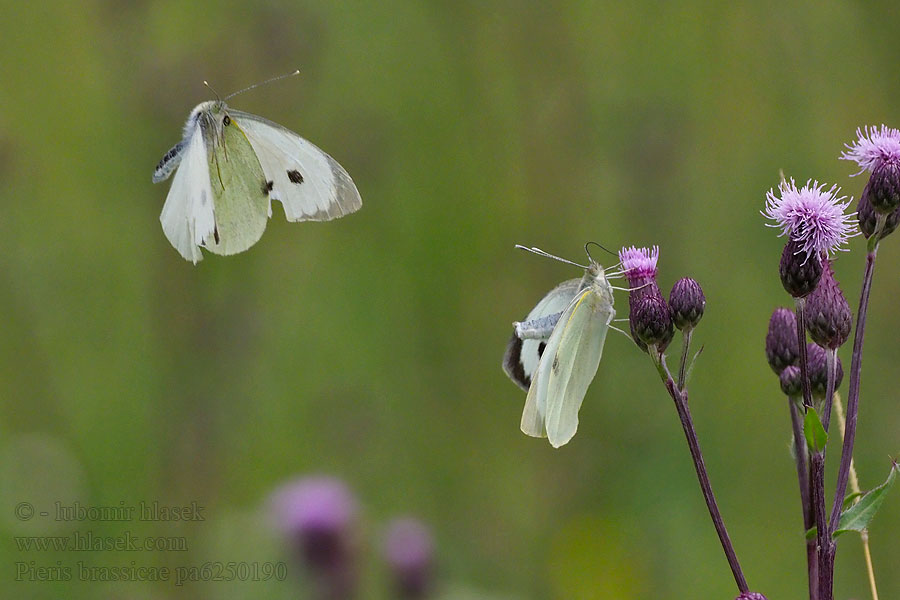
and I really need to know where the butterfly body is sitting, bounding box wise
[504,259,615,447]
[154,100,361,263]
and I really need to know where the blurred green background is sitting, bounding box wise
[1,1,899,598]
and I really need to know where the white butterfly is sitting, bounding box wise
[152,77,361,263]
[502,245,616,448]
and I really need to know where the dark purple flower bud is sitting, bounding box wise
[867,160,900,213]
[857,183,900,240]
[779,240,822,298]
[766,308,799,374]
[632,292,674,350]
[383,518,434,599]
[804,259,851,349]
[669,278,705,330]
[735,593,768,600]
[806,342,844,400]
[270,476,359,598]
[779,365,802,397]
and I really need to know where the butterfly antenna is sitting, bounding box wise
[203,80,222,103]
[514,245,589,269]
[584,241,618,263]
[224,69,301,101]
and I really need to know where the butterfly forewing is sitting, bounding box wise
[229,110,362,222]
[159,126,215,264]
[543,290,614,448]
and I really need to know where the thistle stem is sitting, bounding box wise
[789,399,818,600]
[830,247,877,533]
[832,392,879,600]
[677,328,693,390]
[793,298,813,409]
[662,371,748,592]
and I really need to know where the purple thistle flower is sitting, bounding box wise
[669,277,705,331]
[619,246,672,351]
[764,179,855,258]
[270,476,359,598]
[840,125,900,174]
[619,245,659,291]
[765,307,799,374]
[383,518,435,600]
[803,259,851,349]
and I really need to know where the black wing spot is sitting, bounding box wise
[538,342,547,358]
[552,355,560,373]
[261,180,274,195]
[287,169,304,184]
[213,226,220,244]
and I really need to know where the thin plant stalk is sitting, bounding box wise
[790,399,817,600]
[830,241,878,531]
[660,362,748,593]
[833,392,879,600]
[677,328,693,389]
[794,298,813,408]
[812,346,839,600]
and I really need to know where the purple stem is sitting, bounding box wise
[811,453,832,599]
[830,249,877,532]
[789,400,818,600]
[663,376,749,593]
[794,298,813,409]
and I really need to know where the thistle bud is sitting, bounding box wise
[867,160,900,213]
[383,518,434,599]
[669,278,705,330]
[806,342,844,400]
[779,240,822,298]
[804,260,851,349]
[632,292,674,349]
[857,184,900,239]
[779,365,802,397]
[765,308,798,374]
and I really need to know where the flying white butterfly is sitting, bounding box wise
[502,244,618,448]
[152,71,362,263]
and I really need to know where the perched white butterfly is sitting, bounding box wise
[152,72,362,263]
[502,245,617,448]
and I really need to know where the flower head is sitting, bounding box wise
[840,125,900,174]
[766,307,799,374]
[764,179,855,257]
[669,277,705,331]
[270,476,359,574]
[383,518,434,599]
[619,245,659,289]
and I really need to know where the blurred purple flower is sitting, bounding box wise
[270,476,359,599]
[383,517,435,599]
[763,179,855,258]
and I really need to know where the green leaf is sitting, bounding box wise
[834,462,899,539]
[803,407,828,453]
[841,492,865,511]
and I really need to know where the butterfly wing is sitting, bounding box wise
[503,278,583,392]
[542,289,614,448]
[159,126,216,264]
[228,110,362,222]
[203,117,270,256]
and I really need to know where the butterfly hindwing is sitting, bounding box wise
[229,110,362,222]
[204,116,270,256]
[503,278,583,392]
